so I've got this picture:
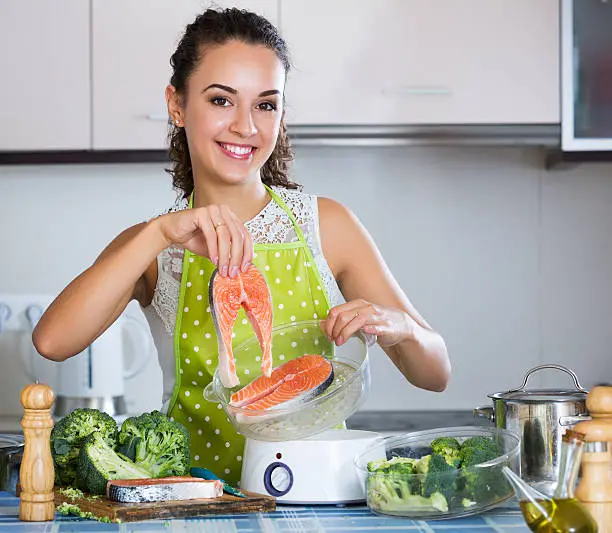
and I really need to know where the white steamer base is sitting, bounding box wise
[240,429,381,504]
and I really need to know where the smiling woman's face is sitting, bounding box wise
[170,40,286,186]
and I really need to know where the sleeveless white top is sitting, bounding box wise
[142,186,344,411]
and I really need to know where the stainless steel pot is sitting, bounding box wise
[0,434,24,494]
[474,364,590,496]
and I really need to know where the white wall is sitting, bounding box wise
[1,146,612,415]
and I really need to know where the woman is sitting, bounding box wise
[33,8,450,485]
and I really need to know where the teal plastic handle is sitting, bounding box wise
[190,467,246,498]
[190,466,218,481]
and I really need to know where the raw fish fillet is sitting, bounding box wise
[230,354,334,410]
[209,264,272,387]
[106,477,223,503]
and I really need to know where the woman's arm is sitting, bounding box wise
[33,204,253,362]
[318,197,450,392]
[33,220,167,361]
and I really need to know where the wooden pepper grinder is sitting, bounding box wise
[19,382,55,522]
[574,386,612,533]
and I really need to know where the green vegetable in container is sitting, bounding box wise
[422,453,459,503]
[430,437,461,467]
[459,437,508,503]
[366,434,511,514]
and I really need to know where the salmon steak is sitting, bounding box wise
[209,264,273,388]
[107,477,223,503]
[230,354,334,411]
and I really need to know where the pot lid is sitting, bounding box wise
[489,389,587,402]
[489,364,588,403]
[0,434,24,450]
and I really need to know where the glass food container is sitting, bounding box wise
[354,426,521,520]
[203,320,372,441]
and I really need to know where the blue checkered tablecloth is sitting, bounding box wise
[0,491,530,532]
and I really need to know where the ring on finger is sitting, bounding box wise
[214,221,226,229]
[348,311,360,323]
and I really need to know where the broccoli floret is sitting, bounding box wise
[367,456,417,474]
[56,502,82,516]
[459,438,499,468]
[50,408,117,486]
[422,453,459,503]
[462,498,477,508]
[367,473,448,514]
[58,487,85,501]
[459,438,509,502]
[56,501,116,523]
[460,436,496,452]
[117,410,190,477]
[77,432,151,495]
[414,454,431,475]
[430,437,461,467]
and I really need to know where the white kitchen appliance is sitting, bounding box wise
[240,429,381,504]
[22,304,153,417]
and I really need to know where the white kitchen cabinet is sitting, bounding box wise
[0,1,90,151]
[280,1,560,125]
[92,0,279,150]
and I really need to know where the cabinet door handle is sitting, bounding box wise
[381,86,452,96]
[146,113,169,122]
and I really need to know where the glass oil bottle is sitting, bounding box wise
[503,429,598,533]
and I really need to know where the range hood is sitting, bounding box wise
[0,124,562,166]
[288,124,560,148]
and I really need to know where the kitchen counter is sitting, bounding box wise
[0,492,529,532]
[347,410,489,433]
[0,410,488,435]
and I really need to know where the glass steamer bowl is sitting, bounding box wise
[203,320,372,441]
[354,426,521,520]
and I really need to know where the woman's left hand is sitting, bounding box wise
[320,299,413,347]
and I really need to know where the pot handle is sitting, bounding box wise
[473,405,495,423]
[559,414,592,427]
[506,364,588,394]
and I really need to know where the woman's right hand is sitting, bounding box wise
[156,204,253,278]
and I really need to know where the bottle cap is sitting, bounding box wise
[562,429,586,444]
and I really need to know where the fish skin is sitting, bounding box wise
[209,265,273,388]
[230,354,334,411]
[106,477,223,503]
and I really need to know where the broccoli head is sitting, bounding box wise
[50,408,117,486]
[460,436,497,452]
[77,432,151,495]
[367,456,417,474]
[459,438,510,503]
[117,410,190,477]
[459,437,500,470]
[367,473,448,514]
[422,453,459,503]
[430,437,461,467]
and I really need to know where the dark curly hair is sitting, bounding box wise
[167,8,299,198]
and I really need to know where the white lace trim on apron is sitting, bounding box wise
[150,186,343,337]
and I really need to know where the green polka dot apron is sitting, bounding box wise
[169,185,332,485]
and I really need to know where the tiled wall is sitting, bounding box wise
[1,146,611,415]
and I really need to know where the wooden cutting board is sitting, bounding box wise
[51,486,276,522]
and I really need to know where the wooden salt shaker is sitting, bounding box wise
[19,382,55,522]
[574,386,612,533]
